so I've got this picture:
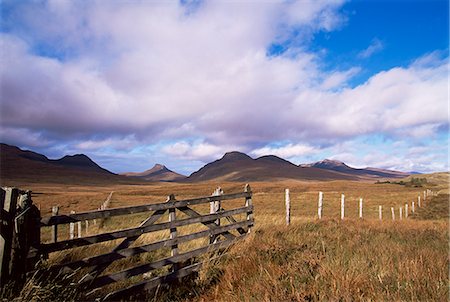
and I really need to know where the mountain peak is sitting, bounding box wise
[316,159,347,166]
[221,151,253,161]
[151,164,167,171]
[57,154,98,167]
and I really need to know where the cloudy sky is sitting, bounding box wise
[0,0,448,175]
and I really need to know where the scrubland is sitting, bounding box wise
[3,176,449,301]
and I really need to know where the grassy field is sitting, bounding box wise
[3,174,449,301]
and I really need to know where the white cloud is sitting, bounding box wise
[162,141,241,162]
[251,143,319,158]
[0,1,447,172]
[358,38,384,59]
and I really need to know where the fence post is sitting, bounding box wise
[399,207,403,220]
[405,204,408,219]
[167,194,178,258]
[359,198,363,219]
[412,201,415,213]
[12,190,41,282]
[378,205,382,220]
[285,189,290,225]
[210,188,222,244]
[0,188,18,287]
[77,220,82,238]
[52,206,59,243]
[318,192,323,219]
[418,195,421,207]
[85,220,89,235]
[244,184,253,233]
[69,210,75,239]
[340,194,345,220]
[391,207,395,220]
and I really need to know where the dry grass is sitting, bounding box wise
[4,179,449,301]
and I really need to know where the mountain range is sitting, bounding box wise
[0,143,410,185]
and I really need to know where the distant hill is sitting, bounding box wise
[121,164,186,182]
[0,143,122,185]
[302,159,409,179]
[187,152,357,182]
[187,152,411,182]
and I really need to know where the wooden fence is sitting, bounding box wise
[0,185,254,300]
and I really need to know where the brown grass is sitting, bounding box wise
[4,179,449,301]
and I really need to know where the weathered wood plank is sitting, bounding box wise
[224,215,246,235]
[79,208,168,284]
[177,206,235,240]
[85,235,245,290]
[41,192,251,226]
[51,220,253,274]
[41,206,252,253]
[103,261,204,301]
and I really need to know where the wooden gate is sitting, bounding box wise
[1,184,254,300]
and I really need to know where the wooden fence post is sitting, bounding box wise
[412,201,415,213]
[52,206,59,243]
[0,188,18,287]
[167,194,178,257]
[399,207,403,220]
[70,210,75,239]
[244,184,253,233]
[210,188,222,243]
[418,195,421,207]
[359,198,363,219]
[340,194,345,220]
[405,204,408,218]
[391,207,395,220]
[378,205,382,220]
[85,220,89,235]
[285,189,290,225]
[77,220,82,238]
[318,192,323,219]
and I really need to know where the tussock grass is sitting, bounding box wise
[195,218,448,302]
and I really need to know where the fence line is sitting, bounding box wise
[281,189,435,222]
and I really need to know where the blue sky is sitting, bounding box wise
[0,0,448,175]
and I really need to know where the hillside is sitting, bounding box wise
[302,159,409,179]
[0,143,123,185]
[187,152,410,182]
[187,152,356,182]
[121,164,186,182]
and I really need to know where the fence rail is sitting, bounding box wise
[0,184,253,300]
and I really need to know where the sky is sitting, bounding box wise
[0,0,448,175]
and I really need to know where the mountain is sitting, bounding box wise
[304,159,409,179]
[121,164,186,182]
[187,152,357,182]
[0,143,122,185]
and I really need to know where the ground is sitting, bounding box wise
[2,174,448,301]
